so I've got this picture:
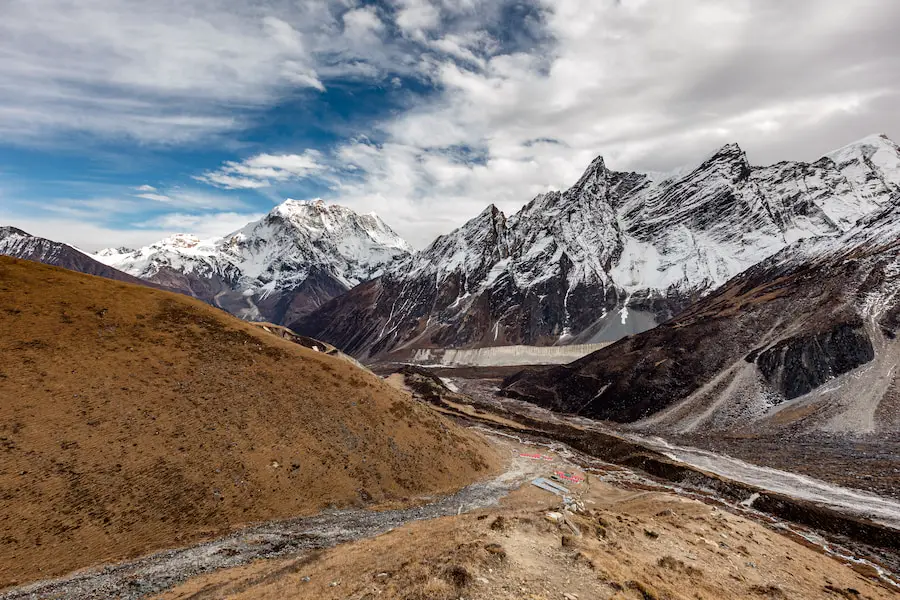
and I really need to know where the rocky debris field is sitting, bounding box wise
[5,409,899,599]
[669,433,900,501]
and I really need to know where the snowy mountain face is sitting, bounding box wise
[95,200,411,324]
[296,134,900,359]
[503,193,900,435]
[0,226,167,289]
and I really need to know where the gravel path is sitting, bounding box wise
[0,437,547,600]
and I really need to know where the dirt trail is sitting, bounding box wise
[0,437,543,600]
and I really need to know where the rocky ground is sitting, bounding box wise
[5,409,899,599]
[670,433,900,502]
[0,436,541,600]
[438,366,900,508]
[5,292,900,600]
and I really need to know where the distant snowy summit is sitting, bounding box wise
[95,199,410,324]
[0,226,170,289]
[296,134,900,358]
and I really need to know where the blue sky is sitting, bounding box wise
[1,0,899,251]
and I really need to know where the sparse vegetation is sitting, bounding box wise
[0,258,498,588]
[749,584,787,598]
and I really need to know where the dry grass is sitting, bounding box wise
[0,257,499,588]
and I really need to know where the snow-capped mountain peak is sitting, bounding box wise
[156,233,206,249]
[566,154,610,197]
[401,203,509,284]
[95,200,410,324]
[94,246,135,258]
[0,226,171,289]
[824,133,900,191]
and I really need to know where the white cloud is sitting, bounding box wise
[287,0,900,248]
[194,174,272,191]
[131,186,172,204]
[343,6,385,38]
[0,215,172,253]
[0,0,519,145]
[135,192,173,203]
[429,33,489,68]
[10,187,251,226]
[395,0,442,39]
[159,189,251,210]
[0,0,404,143]
[0,177,260,250]
[196,151,329,189]
[5,0,900,252]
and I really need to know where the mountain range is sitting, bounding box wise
[2,134,898,368]
[297,134,900,358]
[502,193,900,434]
[0,225,173,291]
[94,199,410,325]
[2,134,899,436]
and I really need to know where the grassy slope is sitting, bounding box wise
[0,257,498,588]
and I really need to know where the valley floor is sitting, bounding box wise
[669,434,900,502]
[153,435,898,600]
[6,365,900,599]
[438,367,900,518]
[6,432,899,600]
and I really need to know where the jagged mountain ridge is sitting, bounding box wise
[0,226,172,290]
[95,199,411,325]
[296,134,900,359]
[501,192,900,434]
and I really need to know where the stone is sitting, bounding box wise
[546,512,564,524]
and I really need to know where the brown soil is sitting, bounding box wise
[0,257,499,589]
[155,466,897,600]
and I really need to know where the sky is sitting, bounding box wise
[1,0,899,251]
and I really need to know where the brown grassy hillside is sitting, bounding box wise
[0,257,498,588]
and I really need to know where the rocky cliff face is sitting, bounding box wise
[297,134,900,359]
[752,322,875,400]
[501,195,900,435]
[95,200,410,324]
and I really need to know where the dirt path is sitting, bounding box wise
[0,436,547,600]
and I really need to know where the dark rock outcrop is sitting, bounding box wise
[752,323,875,400]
